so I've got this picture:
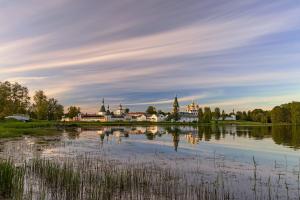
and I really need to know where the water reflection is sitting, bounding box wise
[71,125,300,151]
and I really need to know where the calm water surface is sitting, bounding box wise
[1,125,300,199]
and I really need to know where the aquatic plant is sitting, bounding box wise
[24,156,234,200]
[0,159,24,200]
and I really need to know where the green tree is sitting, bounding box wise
[67,106,81,118]
[213,107,221,120]
[146,106,157,115]
[291,102,300,124]
[48,98,64,120]
[0,81,30,118]
[236,111,243,120]
[32,90,49,120]
[0,82,12,118]
[221,110,226,120]
[203,107,212,123]
[198,108,203,122]
[241,111,248,121]
[250,109,266,122]
[157,110,166,115]
[172,96,180,121]
[271,106,290,123]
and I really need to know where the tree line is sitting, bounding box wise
[2,81,300,124]
[169,96,300,124]
[0,81,64,120]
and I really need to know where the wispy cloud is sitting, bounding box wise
[125,92,219,106]
[1,0,300,111]
[4,76,47,84]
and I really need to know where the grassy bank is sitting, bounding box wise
[0,120,61,138]
[0,119,282,138]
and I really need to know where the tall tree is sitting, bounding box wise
[0,81,30,118]
[146,106,157,115]
[9,82,30,114]
[291,102,300,124]
[32,90,49,120]
[48,98,64,120]
[221,110,226,120]
[198,108,203,122]
[172,96,180,121]
[271,106,289,123]
[213,107,221,120]
[67,106,81,118]
[0,82,12,118]
[236,111,243,120]
[203,107,212,123]
[241,111,248,121]
[157,110,166,115]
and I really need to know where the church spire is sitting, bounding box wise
[99,98,106,113]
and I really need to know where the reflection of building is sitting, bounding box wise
[146,126,158,134]
[185,133,200,144]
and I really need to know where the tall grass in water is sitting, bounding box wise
[0,159,24,200]
[27,157,232,200]
[1,155,296,199]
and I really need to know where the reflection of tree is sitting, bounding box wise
[100,134,105,144]
[172,128,181,152]
[165,126,181,151]
[145,132,156,140]
[66,128,81,139]
[248,126,270,139]
[204,126,212,141]
[106,131,110,141]
[197,126,204,141]
[212,125,221,140]
[272,125,300,149]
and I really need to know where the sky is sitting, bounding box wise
[1,0,300,113]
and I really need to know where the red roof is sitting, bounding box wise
[127,112,146,116]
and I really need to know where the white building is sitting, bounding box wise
[178,101,200,122]
[127,112,147,121]
[223,114,236,121]
[147,114,167,122]
[114,104,126,116]
[186,101,199,116]
[179,112,198,122]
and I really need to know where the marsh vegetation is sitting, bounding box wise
[0,125,300,199]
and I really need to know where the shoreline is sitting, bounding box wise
[0,120,295,138]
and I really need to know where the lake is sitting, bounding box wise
[1,125,300,199]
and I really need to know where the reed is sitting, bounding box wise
[0,155,298,199]
[0,159,24,200]
[25,156,232,200]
